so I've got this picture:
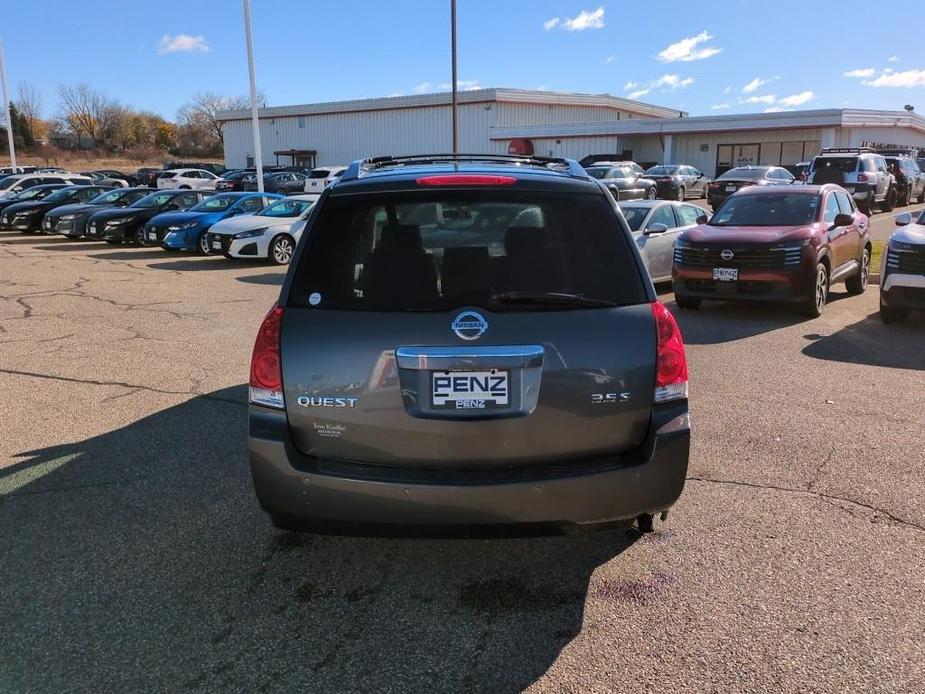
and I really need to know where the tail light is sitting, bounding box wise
[416,175,517,186]
[857,173,869,183]
[249,305,284,409]
[651,302,688,403]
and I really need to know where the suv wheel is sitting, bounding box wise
[675,294,701,310]
[676,187,685,201]
[918,188,925,204]
[879,302,909,324]
[802,262,829,317]
[897,186,909,207]
[880,187,896,212]
[859,192,874,216]
[645,187,657,200]
[196,232,211,256]
[845,246,870,295]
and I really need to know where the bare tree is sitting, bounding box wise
[178,91,265,144]
[57,83,110,145]
[16,82,42,140]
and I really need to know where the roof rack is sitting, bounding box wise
[818,147,874,155]
[340,154,589,182]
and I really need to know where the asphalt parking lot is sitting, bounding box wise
[1,232,923,693]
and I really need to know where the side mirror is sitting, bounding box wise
[833,213,854,228]
[696,173,703,179]
[895,212,913,227]
[644,223,669,235]
[696,214,709,225]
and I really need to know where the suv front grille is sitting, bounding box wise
[886,247,925,275]
[674,245,802,268]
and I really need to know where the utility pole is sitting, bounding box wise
[450,0,458,154]
[243,0,264,192]
[0,38,17,171]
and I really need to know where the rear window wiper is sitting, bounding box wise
[490,291,619,308]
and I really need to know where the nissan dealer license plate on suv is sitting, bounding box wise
[432,370,509,410]
[713,268,738,281]
[212,238,222,250]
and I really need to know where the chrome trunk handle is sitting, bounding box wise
[395,345,544,371]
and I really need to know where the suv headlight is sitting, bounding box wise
[168,221,199,231]
[234,227,269,239]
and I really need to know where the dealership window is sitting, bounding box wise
[781,142,805,165]
[298,116,306,129]
[759,142,782,165]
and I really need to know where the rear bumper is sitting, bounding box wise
[248,404,690,534]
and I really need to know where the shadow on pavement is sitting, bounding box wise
[88,249,182,261]
[147,258,267,272]
[236,272,286,286]
[802,311,924,370]
[0,385,637,692]
[29,242,111,252]
[668,296,809,345]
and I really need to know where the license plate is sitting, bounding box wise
[212,239,222,249]
[432,370,509,409]
[725,184,736,192]
[148,231,157,241]
[713,267,738,281]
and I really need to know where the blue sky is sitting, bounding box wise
[2,0,924,120]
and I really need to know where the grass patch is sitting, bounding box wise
[870,240,885,274]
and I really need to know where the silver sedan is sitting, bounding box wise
[618,200,710,283]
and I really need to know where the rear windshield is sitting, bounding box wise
[717,167,769,181]
[711,193,820,227]
[645,166,681,176]
[289,190,646,311]
[810,157,857,173]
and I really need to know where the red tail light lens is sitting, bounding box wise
[857,173,869,183]
[651,301,688,403]
[249,305,285,409]
[416,175,517,186]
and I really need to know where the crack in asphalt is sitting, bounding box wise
[0,367,246,406]
[687,475,925,533]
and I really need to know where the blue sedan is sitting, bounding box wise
[143,192,283,254]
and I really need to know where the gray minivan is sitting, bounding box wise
[247,154,691,535]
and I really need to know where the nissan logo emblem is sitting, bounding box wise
[720,249,735,261]
[451,310,488,341]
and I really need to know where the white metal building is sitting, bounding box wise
[218,89,925,177]
[217,88,684,169]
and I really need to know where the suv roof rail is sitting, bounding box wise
[340,154,589,182]
[872,148,917,157]
[818,147,875,155]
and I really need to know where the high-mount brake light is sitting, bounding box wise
[651,301,689,403]
[416,175,517,186]
[249,305,285,409]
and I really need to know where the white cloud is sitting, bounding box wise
[413,82,433,94]
[562,7,605,31]
[605,55,615,64]
[778,90,814,106]
[624,81,638,90]
[627,89,651,100]
[844,68,875,78]
[157,33,209,54]
[742,95,777,104]
[764,107,794,113]
[543,17,560,30]
[711,103,732,110]
[863,69,925,88]
[657,31,721,63]
[652,74,694,89]
[723,86,732,94]
[742,78,766,93]
[888,55,899,62]
[415,79,482,94]
[536,85,548,91]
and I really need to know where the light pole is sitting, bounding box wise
[243,0,264,192]
[450,0,458,154]
[0,38,16,171]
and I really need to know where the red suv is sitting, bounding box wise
[672,185,871,317]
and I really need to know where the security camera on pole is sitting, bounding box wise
[0,38,17,171]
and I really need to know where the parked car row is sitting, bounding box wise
[0,183,315,265]
[584,161,711,202]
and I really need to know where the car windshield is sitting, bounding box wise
[289,190,646,311]
[130,192,177,208]
[717,168,769,181]
[645,166,681,176]
[89,190,128,204]
[810,157,857,174]
[711,193,820,227]
[619,206,650,231]
[190,196,236,212]
[258,199,312,218]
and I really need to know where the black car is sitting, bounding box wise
[584,164,658,200]
[43,187,154,238]
[135,168,162,187]
[214,170,256,192]
[0,183,67,215]
[0,185,114,233]
[643,164,710,200]
[706,165,795,209]
[86,189,210,245]
[244,171,307,195]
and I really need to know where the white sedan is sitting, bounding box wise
[156,168,218,191]
[205,195,315,264]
